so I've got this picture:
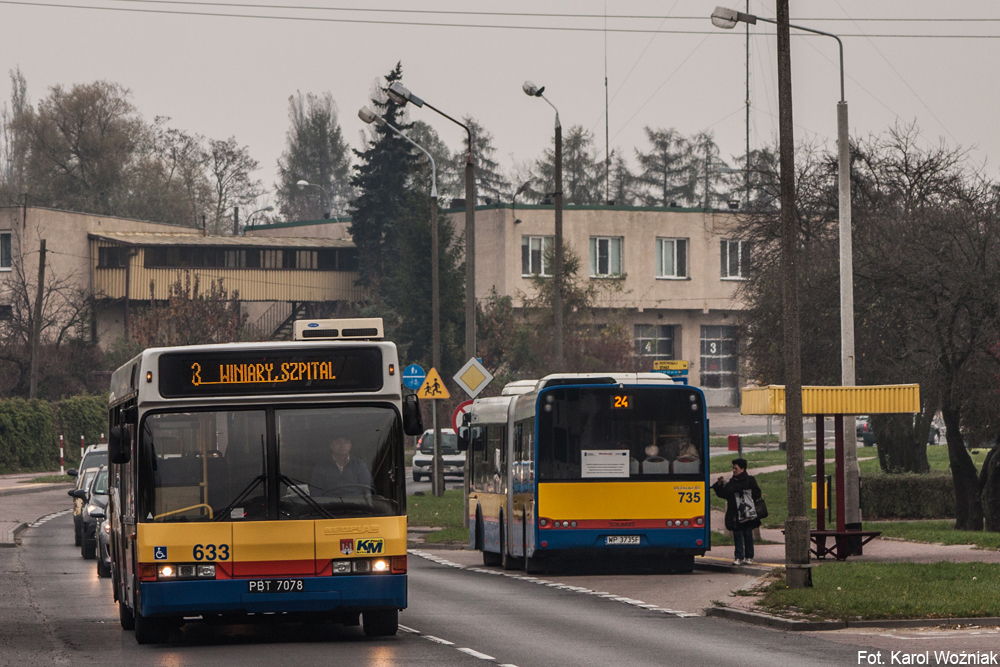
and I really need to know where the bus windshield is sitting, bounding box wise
[140,407,404,522]
[537,386,704,481]
[276,406,402,520]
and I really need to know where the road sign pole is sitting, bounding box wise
[432,401,443,497]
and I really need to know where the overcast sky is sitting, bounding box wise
[1,0,998,206]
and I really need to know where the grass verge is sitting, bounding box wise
[758,562,1000,620]
[424,527,470,544]
[868,520,1000,550]
[21,474,75,483]
[407,489,465,528]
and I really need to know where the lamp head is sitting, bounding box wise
[522,81,544,97]
[358,106,384,126]
[387,81,424,108]
[296,180,309,190]
[515,180,531,196]
[263,206,274,212]
[711,6,752,29]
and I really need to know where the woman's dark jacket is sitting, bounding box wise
[711,471,762,531]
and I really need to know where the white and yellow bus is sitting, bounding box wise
[105,318,423,643]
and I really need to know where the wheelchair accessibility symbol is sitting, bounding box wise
[154,546,168,560]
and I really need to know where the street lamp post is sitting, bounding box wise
[359,106,445,498]
[296,180,333,219]
[387,82,478,366]
[523,81,564,369]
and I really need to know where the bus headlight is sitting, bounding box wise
[197,564,216,578]
[372,559,389,573]
[103,522,111,534]
[158,565,176,578]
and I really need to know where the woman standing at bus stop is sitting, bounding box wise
[711,458,762,565]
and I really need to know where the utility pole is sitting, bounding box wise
[465,146,476,364]
[29,239,46,399]
[233,206,239,236]
[431,193,445,497]
[553,120,564,369]
[776,0,811,588]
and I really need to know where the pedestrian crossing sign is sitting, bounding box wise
[416,368,450,399]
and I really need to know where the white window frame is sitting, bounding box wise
[721,239,749,280]
[0,232,11,271]
[521,235,553,277]
[589,236,623,277]
[655,238,688,279]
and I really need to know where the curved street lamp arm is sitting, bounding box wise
[539,94,561,129]
[750,15,845,102]
[423,102,474,164]
[383,120,437,198]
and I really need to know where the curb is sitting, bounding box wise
[695,561,772,576]
[705,606,1000,631]
[0,522,28,548]
[0,483,73,498]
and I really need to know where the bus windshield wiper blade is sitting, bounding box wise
[212,475,265,522]
[280,475,335,519]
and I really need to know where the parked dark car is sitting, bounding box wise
[856,416,876,447]
[77,466,108,560]
[67,445,107,547]
[96,515,111,578]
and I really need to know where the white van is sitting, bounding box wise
[411,428,465,482]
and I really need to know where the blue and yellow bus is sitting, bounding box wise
[106,319,423,643]
[466,374,709,573]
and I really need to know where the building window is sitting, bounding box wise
[635,324,674,362]
[98,246,128,268]
[721,239,750,279]
[521,236,553,276]
[0,304,11,320]
[1,232,11,270]
[656,238,688,278]
[700,325,738,388]
[590,236,623,277]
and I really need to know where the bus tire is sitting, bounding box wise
[119,600,135,631]
[134,610,171,644]
[667,555,695,574]
[500,523,521,571]
[362,609,398,637]
[524,553,543,575]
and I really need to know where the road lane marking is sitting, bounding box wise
[424,635,455,645]
[457,648,496,660]
[29,509,71,527]
[398,624,420,634]
[408,549,699,618]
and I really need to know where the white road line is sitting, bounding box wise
[424,635,455,646]
[398,624,420,634]
[407,549,700,619]
[457,648,495,660]
[29,509,71,527]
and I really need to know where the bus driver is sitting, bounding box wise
[310,437,374,496]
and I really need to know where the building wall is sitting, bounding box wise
[246,219,351,240]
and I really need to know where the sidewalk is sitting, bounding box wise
[0,471,70,495]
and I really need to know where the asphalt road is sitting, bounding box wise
[4,487,996,667]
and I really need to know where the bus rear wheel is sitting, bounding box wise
[500,525,522,571]
[362,609,398,637]
[134,610,171,644]
[119,600,135,630]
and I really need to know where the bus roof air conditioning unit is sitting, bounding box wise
[293,318,385,341]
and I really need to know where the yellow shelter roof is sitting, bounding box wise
[740,384,920,415]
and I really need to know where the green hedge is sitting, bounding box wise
[860,472,956,519]
[0,394,108,473]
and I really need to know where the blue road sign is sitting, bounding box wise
[402,364,426,390]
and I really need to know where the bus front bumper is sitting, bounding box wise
[140,574,406,617]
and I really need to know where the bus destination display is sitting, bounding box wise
[158,348,383,397]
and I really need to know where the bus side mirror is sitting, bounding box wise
[457,426,470,452]
[402,395,424,436]
[109,426,130,464]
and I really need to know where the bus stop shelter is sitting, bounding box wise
[741,384,920,560]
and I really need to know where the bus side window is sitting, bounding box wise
[470,427,486,492]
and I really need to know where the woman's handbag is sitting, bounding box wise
[754,496,769,520]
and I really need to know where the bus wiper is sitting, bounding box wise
[279,475,334,519]
[212,475,265,522]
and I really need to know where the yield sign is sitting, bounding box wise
[453,357,494,398]
[416,368,450,399]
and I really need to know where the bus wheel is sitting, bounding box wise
[134,610,171,644]
[524,553,544,575]
[500,525,522,571]
[362,609,398,637]
[119,600,135,630]
[667,555,695,574]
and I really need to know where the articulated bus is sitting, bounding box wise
[105,319,423,644]
[465,373,710,573]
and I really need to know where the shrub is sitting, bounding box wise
[0,399,59,472]
[860,472,956,519]
[56,393,109,466]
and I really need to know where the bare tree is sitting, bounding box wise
[205,137,264,234]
